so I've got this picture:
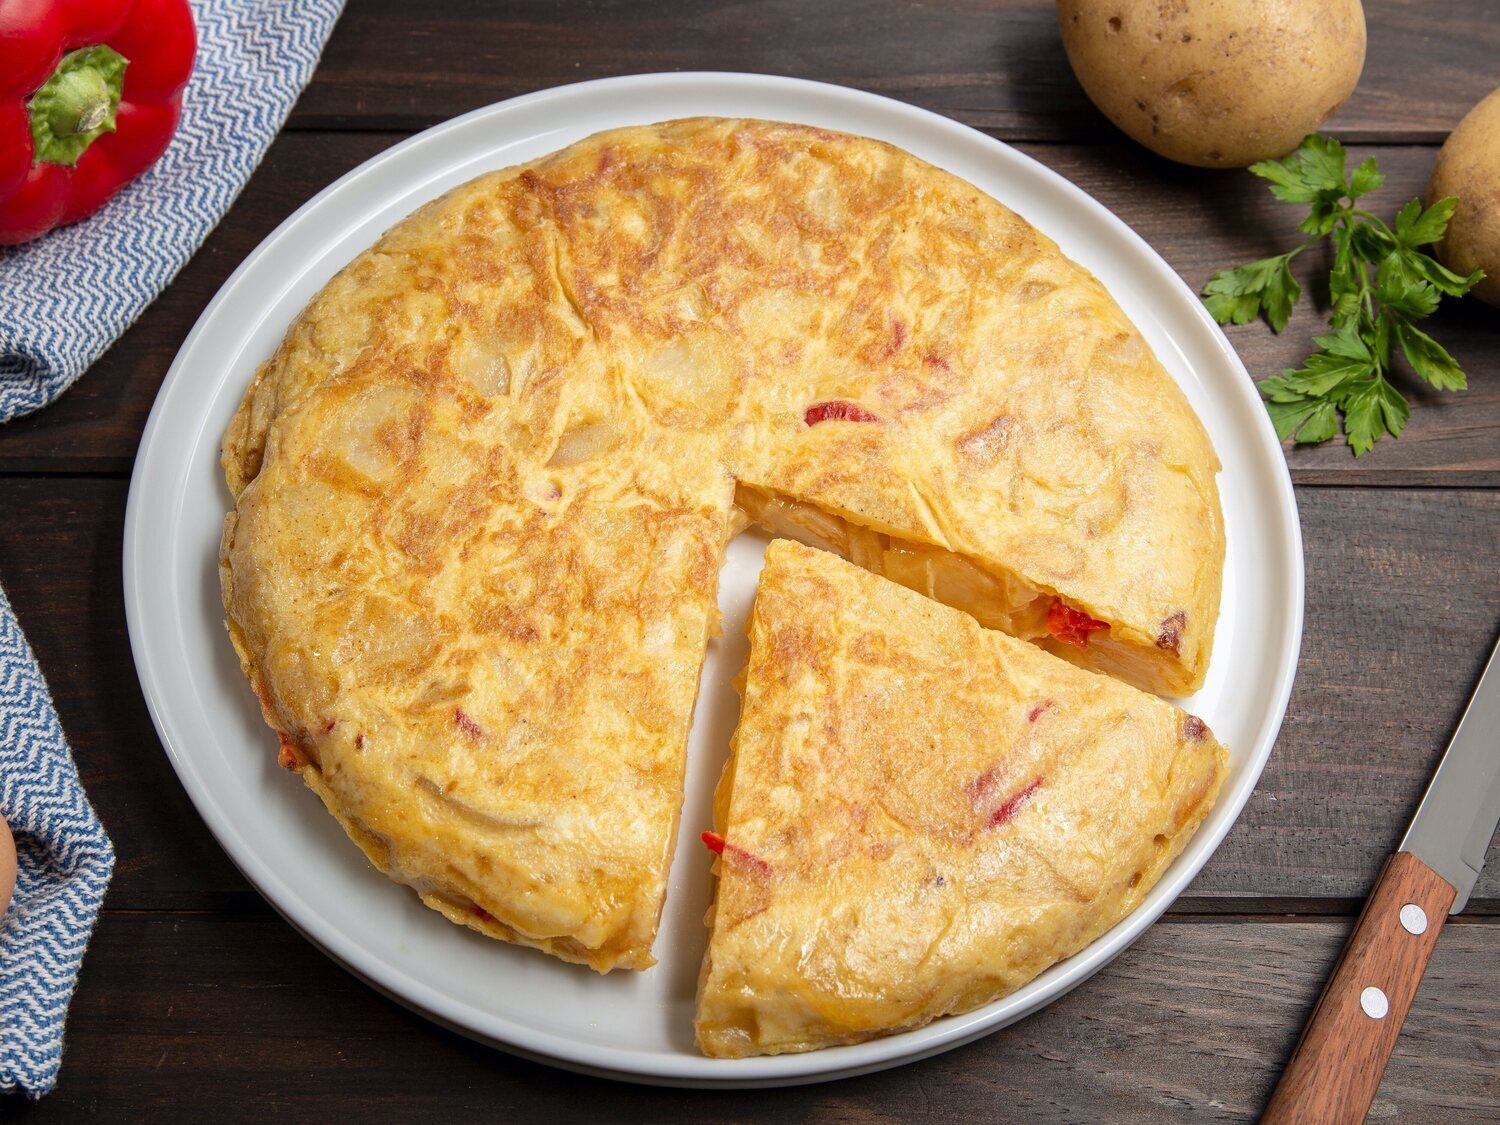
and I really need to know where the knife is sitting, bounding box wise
[1262,635,1500,1123]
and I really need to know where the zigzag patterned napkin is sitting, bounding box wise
[0,583,114,1097]
[0,0,346,423]
[0,0,344,1098]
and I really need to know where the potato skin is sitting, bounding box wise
[1428,86,1500,308]
[1057,0,1366,168]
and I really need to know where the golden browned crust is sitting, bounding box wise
[696,541,1227,1056]
[220,119,1224,973]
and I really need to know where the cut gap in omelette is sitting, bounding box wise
[733,482,1197,698]
[695,540,1226,1057]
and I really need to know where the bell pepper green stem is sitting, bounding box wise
[28,45,130,167]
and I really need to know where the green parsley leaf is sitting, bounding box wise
[1399,247,1484,297]
[1262,393,1340,444]
[1202,253,1300,333]
[1349,221,1395,260]
[1394,197,1457,248]
[1202,135,1478,457]
[1373,311,1393,369]
[1347,157,1383,199]
[1316,323,1372,362]
[1341,377,1410,456]
[1328,226,1363,329]
[1249,134,1348,203]
[1272,345,1373,398]
[1394,320,1467,392]
[1376,255,1441,319]
[1300,197,1343,236]
[1202,290,1259,325]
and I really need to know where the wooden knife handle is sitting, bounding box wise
[1262,851,1456,1124]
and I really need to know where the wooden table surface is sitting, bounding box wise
[3,2,1497,1120]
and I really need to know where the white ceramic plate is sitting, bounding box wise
[124,73,1303,1087]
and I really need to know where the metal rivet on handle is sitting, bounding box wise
[1360,986,1389,1020]
[1399,903,1428,935]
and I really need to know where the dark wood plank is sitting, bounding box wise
[1190,486,1500,910]
[287,0,1500,143]
[0,5,1492,1115]
[1,136,1495,482]
[3,914,1494,1120]
[0,477,1494,914]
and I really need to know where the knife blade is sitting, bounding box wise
[1262,633,1500,1125]
[1399,635,1500,912]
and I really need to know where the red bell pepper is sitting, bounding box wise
[0,0,196,245]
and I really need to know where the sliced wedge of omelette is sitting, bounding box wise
[220,118,1224,972]
[696,540,1227,1056]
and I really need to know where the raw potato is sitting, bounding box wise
[1428,86,1500,308]
[0,815,14,918]
[1057,0,1366,168]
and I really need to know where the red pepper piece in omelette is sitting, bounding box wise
[701,831,769,875]
[453,707,484,740]
[1046,600,1111,649]
[804,401,881,426]
[988,778,1044,829]
[276,732,305,771]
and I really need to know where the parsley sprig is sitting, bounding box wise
[1201,135,1483,456]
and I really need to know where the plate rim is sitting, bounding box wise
[123,70,1305,1087]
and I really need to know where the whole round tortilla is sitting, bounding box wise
[219,118,1224,972]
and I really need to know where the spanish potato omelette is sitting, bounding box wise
[219,117,1224,975]
[697,540,1227,1057]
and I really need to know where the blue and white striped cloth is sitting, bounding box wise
[0,583,114,1097]
[0,0,344,1097]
